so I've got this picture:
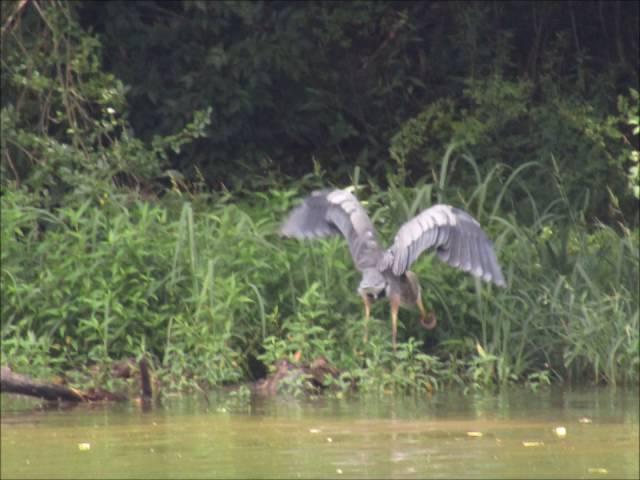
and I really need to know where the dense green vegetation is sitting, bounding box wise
[1,1,638,394]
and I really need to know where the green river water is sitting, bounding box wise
[1,386,638,479]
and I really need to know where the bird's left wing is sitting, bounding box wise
[378,204,506,286]
[280,189,383,270]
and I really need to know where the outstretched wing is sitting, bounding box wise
[378,204,505,286]
[280,189,383,271]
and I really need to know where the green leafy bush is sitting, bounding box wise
[2,173,637,390]
[1,1,637,393]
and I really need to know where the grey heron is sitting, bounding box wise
[281,189,506,349]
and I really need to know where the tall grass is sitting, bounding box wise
[389,150,639,387]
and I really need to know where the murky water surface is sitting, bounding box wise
[1,387,638,479]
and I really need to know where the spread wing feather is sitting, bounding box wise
[378,204,506,287]
[280,189,383,271]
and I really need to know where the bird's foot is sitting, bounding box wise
[420,311,437,330]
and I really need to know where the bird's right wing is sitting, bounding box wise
[280,189,383,270]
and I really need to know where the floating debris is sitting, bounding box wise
[522,441,544,447]
[327,437,333,443]
[553,426,567,438]
[466,431,483,437]
[309,428,321,434]
[587,467,608,474]
[336,468,343,474]
[579,417,593,424]
[78,443,91,451]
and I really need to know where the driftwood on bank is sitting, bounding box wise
[0,358,153,403]
[253,356,340,396]
[1,366,87,402]
[2,355,337,402]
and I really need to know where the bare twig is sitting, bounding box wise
[2,149,21,185]
[569,1,581,54]
[1,0,30,39]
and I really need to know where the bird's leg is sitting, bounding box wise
[361,293,371,344]
[390,294,401,351]
[417,295,437,330]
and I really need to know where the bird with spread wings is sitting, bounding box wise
[281,189,506,349]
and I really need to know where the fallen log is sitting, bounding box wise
[1,358,152,403]
[1,366,86,402]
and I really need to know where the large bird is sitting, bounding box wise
[281,189,506,349]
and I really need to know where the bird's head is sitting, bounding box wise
[358,269,387,301]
